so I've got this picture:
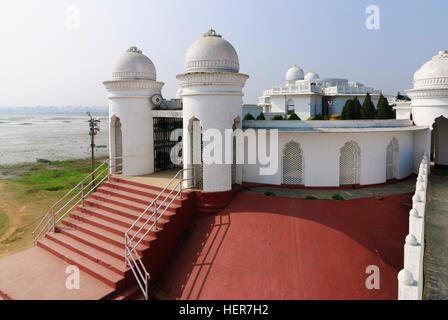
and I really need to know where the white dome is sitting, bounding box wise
[286,65,304,82]
[112,47,157,81]
[185,29,239,73]
[413,50,448,89]
[304,72,320,82]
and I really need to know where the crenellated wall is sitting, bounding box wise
[398,154,430,300]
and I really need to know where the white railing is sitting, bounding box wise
[398,153,429,300]
[124,167,194,300]
[323,86,382,96]
[32,157,122,246]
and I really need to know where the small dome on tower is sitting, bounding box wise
[304,72,320,82]
[413,50,448,88]
[112,47,157,81]
[286,65,304,82]
[185,29,239,73]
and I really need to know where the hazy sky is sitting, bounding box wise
[0,0,446,107]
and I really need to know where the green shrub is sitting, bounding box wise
[332,194,345,201]
[264,191,277,197]
[287,113,301,120]
[271,115,284,120]
[256,112,265,120]
[310,113,324,120]
[306,196,318,200]
[243,113,255,121]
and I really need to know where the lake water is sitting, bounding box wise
[0,112,109,166]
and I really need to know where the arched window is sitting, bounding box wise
[386,138,399,180]
[339,141,361,185]
[282,141,304,185]
[287,98,295,115]
[188,117,203,189]
[432,116,448,166]
[232,116,241,185]
[110,116,122,173]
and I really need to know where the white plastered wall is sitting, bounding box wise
[243,130,418,187]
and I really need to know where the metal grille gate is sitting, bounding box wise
[153,117,183,172]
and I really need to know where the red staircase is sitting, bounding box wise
[36,176,194,299]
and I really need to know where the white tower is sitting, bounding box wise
[104,47,164,176]
[407,50,448,165]
[178,29,249,192]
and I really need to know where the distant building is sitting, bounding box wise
[257,65,382,119]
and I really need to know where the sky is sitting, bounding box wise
[0,0,446,107]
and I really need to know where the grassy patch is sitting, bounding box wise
[12,157,108,194]
[0,209,9,238]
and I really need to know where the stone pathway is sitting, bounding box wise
[243,177,415,200]
[423,166,448,300]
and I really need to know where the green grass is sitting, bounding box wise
[11,157,108,194]
[0,209,9,238]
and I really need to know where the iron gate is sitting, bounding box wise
[153,117,183,172]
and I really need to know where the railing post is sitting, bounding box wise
[145,273,150,300]
[52,207,55,232]
[81,182,84,207]
[179,172,183,199]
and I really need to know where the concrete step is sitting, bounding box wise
[37,237,124,289]
[109,176,165,193]
[70,211,159,245]
[77,206,169,235]
[56,225,126,261]
[88,193,180,216]
[61,218,151,252]
[102,181,183,205]
[97,185,183,207]
[84,196,176,222]
[46,232,128,276]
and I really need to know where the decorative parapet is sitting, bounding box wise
[406,88,448,99]
[176,72,249,88]
[103,80,164,92]
[398,153,430,300]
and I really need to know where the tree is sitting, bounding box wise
[243,113,255,121]
[271,115,285,120]
[352,97,362,119]
[287,113,301,120]
[361,93,375,119]
[256,112,265,120]
[375,94,395,119]
[341,99,354,120]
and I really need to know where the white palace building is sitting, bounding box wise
[104,29,448,192]
[257,65,382,120]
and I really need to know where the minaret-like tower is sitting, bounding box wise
[178,29,249,192]
[104,47,164,176]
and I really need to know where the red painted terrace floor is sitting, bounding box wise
[155,191,411,300]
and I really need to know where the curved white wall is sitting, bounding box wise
[104,82,163,176]
[243,129,422,187]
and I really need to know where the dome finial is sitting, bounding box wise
[203,28,222,38]
[127,46,142,54]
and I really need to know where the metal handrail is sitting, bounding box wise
[32,157,123,246]
[124,167,194,300]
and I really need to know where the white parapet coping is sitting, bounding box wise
[398,154,430,300]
